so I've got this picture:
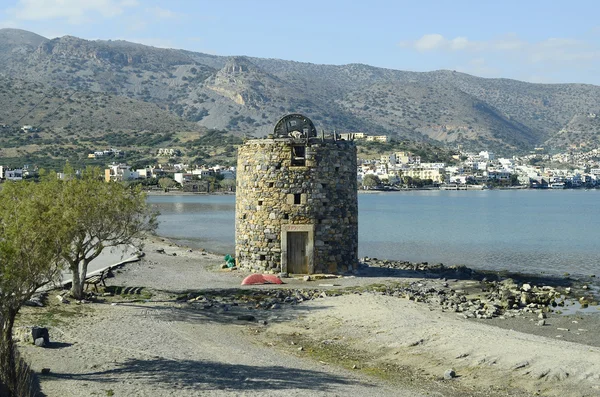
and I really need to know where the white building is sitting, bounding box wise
[4,168,23,180]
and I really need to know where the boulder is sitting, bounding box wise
[31,327,50,345]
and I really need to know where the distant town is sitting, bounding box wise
[356,146,600,190]
[2,131,600,191]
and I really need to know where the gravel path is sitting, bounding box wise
[15,236,600,397]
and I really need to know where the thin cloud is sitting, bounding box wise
[5,0,139,24]
[145,6,181,19]
[401,33,600,65]
[401,34,484,52]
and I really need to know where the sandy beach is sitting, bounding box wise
[15,236,600,397]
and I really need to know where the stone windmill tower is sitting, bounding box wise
[235,114,358,275]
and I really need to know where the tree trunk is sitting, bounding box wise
[0,311,17,396]
[70,263,84,300]
[71,259,92,300]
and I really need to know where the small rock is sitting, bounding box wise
[24,299,43,307]
[537,320,546,326]
[41,368,51,375]
[298,346,304,351]
[444,369,456,380]
[270,303,281,310]
[303,275,311,281]
[512,361,529,370]
[56,295,69,304]
[522,284,532,292]
[538,313,547,319]
[172,253,177,256]
[34,338,46,347]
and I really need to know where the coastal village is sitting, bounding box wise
[2,132,600,190]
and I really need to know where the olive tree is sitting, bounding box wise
[220,178,236,192]
[0,181,68,394]
[362,174,381,189]
[60,168,157,300]
[158,177,177,191]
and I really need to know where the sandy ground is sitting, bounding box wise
[15,236,600,397]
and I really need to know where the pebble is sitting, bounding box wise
[444,369,456,379]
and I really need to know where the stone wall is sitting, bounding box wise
[235,137,358,274]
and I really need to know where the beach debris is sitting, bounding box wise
[241,274,283,285]
[443,369,456,379]
[224,254,236,268]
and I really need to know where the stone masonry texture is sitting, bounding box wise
[235,137,358,274]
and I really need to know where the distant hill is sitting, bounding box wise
[0,76,204,169]
[1,28,600,155]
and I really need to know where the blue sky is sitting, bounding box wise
[1,0,599,85]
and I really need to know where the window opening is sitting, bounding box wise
[291,145,306,166]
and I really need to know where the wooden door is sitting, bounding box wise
[287,232,308,274]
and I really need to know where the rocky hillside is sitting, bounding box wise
[0,76,204,169]
[1,28,600,154]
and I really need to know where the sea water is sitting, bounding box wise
[148,189,600,277]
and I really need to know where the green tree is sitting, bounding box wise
[220,178,236,192]
[0,181,68,394]
[158,177,177,191]
[60,168,158,300]
[362,174,381,189]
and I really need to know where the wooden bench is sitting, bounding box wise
[84,267,113,291]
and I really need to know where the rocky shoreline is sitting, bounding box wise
[360,257,599,319]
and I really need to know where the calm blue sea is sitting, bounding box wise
[148,190,600,276]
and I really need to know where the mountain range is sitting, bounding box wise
[1,28,600,156]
